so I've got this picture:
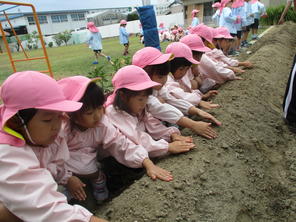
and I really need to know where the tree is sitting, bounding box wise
[52,31,72,46]
[127,13,139,21]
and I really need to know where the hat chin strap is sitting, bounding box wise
[17,113,36,145]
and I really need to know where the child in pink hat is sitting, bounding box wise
[180,33,242,85]
[105,65,195,180]
[191,9,200,27]
[86,22,112,65]
[57,76,184,200]
[165,42,221,110]
[212,2,221,27]
[211,27,253,70]
[132,46,221,139]
[0,71,107,222]
[119,20,129,56]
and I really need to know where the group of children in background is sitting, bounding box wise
[0,1,258,221]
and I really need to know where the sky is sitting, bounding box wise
[0,0,159,12]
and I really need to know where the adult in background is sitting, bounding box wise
[283,55,296,132]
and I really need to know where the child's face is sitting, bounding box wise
[126,91,149,115]
[173,66,191,80]
[74,106,104,129]
[150,74,168,90]
[27,110,63,146]
[219,39,231,53]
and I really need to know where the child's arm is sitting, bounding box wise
[199,100,220,109]
[0,145,95,222]
[142,158,173,181]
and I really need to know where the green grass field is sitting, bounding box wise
[0,35,171,82]
[0,27,267,82]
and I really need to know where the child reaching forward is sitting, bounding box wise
[58,76,182,204]
[0,71,106,222]
[165,42,220,110]
[132,47,221,139]
[86,22,112,65]
[105,65,195,162]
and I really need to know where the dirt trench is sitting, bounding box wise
[96,22,296,222]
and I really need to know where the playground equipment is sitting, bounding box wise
[0,1,53,77]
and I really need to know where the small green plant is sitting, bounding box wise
[111,56,131,73]
[48,42,53,48]
[25,31,39,50]
[53,31,72,46]
[87,65,113,93]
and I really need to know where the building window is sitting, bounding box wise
[27,15,48,25]
[51,14,68,23]
[38,15,48,24]
[71,13,85,21]
[27,16,35,25]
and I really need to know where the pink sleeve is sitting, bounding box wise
[147,95,184,124]
[97,116,149,168]
[214,49,239,66]
[166,80,202,106]
[32,136,73,185]
[198,54,236,84]
[143,111,180,142]
[0,144,92,222]
[106,106,170,158]
[157,86,194,115]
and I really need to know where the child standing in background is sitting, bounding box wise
[119,20,129,56]
[105,65,195,162]
[132,47,221,139]
[86,22,112,65]
[212,2,221,27]
[191,9,200,27]
[0,71,106,222]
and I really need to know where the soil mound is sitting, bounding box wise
[96,23,296,222]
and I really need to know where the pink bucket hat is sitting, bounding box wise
[216,27,234,39]
[58,76,101,102]
[0,71,82,128]
[132,47,174,68]
[159,22,164,28]
[165,42,199,64]
[232,0,244,8]
[105,65,160,106]
[189,24,214,44]
[191,9,200,18]
[212,2,221,8]
[120,20,127,25]
[180,34,211,52]
[87,22,99,33]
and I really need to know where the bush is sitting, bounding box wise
[261,5,296,25]
[52,31,72,46]
[48,42,53,48]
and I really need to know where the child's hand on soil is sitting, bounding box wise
[242,61,253,68]
[142,159,173,182]
[168,141,195,154]
[171,133,193,143]
[232,67,245,74]
[197,109,222,126]
[199,100,220,109]
[202,90,218,100]
[67,176,86,201]
[191,121,218,139]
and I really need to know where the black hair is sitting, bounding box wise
[18,108,38,125]
[170,57,192,74]
[79,82,105,113]
[113,88,152,113]
[143,61,170,77]
[192,50,204,61]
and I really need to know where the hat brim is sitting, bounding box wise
[72,77,101,102]
[150,53,174,66]
[88,27,98,32]
[186,57,200,64]
[224,35,234,39]
[214,34,225,39]
[123,80,160,91]
[1,100,82,128]
[192,46,211,52]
